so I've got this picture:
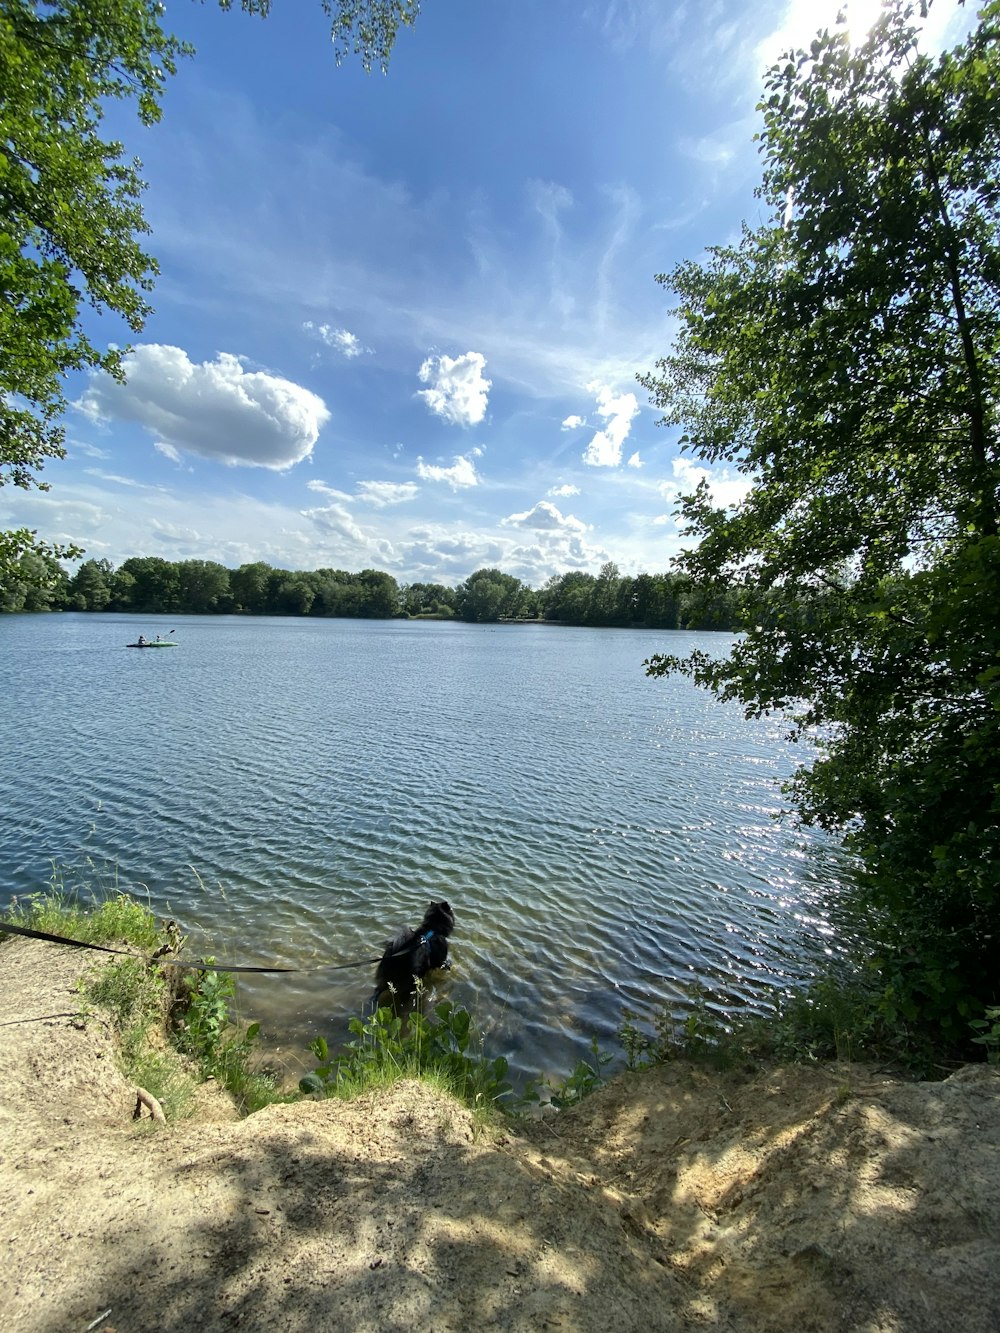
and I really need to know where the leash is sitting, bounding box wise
[0,920,380,974]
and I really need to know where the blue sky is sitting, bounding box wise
[4,0,970,588]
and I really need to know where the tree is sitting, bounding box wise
[455,568,528,623]
[640,1,1000,1043]
[354,568,400,617]
[67,557,113,611]
[400,581,458,617]
[0,543,67,611]
[175,558,232,613]
[222,1,419,71]
[541,570,596,622]
[118,555,180,612]
[0,0,418,584]
[230,561,275,614]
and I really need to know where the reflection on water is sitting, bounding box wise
[0,612,853,1085]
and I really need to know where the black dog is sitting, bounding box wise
[368,900,455,1011]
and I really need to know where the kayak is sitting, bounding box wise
[126,641,178,648]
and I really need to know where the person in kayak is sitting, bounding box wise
[137,635,147,646]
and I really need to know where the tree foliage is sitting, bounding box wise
[10,554,749,626]
[222,0,419,72]
[0,0,418,599]
[640,0,1000,1043]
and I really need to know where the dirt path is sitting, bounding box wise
[2,937,998,1332]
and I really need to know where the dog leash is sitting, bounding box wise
[0,920,380,973]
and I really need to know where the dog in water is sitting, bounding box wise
[368,900,455,1011]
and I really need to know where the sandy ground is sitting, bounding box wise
[1,936,999,1333]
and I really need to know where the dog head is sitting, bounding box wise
[420,900,455,937]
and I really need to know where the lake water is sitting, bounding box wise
[0,612,851,1087]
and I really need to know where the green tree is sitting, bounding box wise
[223,1,418,70]
[0,544,67,611]
[640,1,1000,1044]
[230,561,274,614]
[541,570,596,623]
[354,568,400,617]
[175,558,232,614]
[0,0,418,584]
[118,555,180,613]
[400,581,458,617]
[456,568,528,623]
[67,557,113,611]
[269,571,315,616]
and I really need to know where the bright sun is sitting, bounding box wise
[840,0,889,46]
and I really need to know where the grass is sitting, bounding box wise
[6,874,161,950]
[299,989,517,1131]
[2,877,284,1119]
[614,966,965,1081]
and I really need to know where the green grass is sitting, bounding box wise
[5,877,161,950]
[3,878,284,1119]
[616,969,961,1081]
[300,992,516,1131]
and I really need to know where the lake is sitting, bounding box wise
[0,612,851,1087]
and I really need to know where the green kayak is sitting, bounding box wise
[126,640,178,648]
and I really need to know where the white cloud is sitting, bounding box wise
[626,452,643,469]
[306,480,354,502]
[356,480,419,508]
[78,344,330,470]
[303,322,372,358]
[69,439,110,461]
[415,453,480,490]
[502,500,587,535]
[417,351,491,426]
[561,414,586,430]
[658,456,752,511]
[299,492,396,567]
[680,128,739,168]
[154,441,182,464]
[581,381,640,468]
[549,483,580,498]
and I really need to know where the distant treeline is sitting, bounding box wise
[2,555,742,630]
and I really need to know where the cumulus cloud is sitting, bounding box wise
[549,483,580,498]
[395,525,505,580]
[581,381,640,468]
[356,480,419,508]
[417,351,491,426]
[300,492,395,566]
[657,456,752,511]
[561,414,586,430]
[78,344,330,470]
[303,322,372,358]
[503,500,587,534]
[416,453,480,490]
[627,451,643,468]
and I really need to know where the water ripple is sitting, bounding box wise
[0,614,856,1084]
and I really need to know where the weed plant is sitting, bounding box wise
[300,994,514,1127]
[507,1036,615,1112]
[616,971,966,1080]
[172,963,282,1114]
